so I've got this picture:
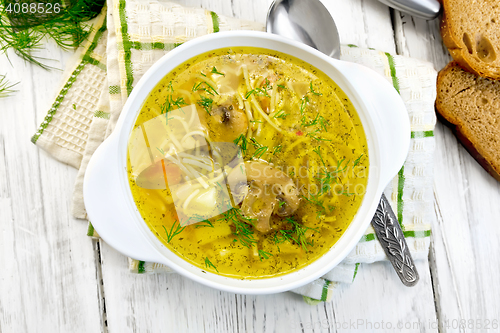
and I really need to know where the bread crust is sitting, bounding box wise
[440,0,500,80]
[436,62,500,181]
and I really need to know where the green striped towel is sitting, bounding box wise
[32,0,436,303]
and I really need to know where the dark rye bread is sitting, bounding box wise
[441,0,500,80]
[436,62,500,181]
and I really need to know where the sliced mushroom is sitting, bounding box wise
[205,102,248,142]
[240,161,300,233]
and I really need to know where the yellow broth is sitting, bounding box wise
[127,47,369,279]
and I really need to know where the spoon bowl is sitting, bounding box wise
[266,0,341,59]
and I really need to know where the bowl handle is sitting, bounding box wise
[83,134,166,263]
[334,60,410,188]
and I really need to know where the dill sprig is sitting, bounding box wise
[192,81,219,95]
[273,109,288,119]
[161,95,187,114]
[0,0,105,68]
[245,87,270,99]
[197,95,213,114]
[0,73,18,98]
[210,66,224,76]
[162,220,186,243]
[204,257,219,272]
[233,134,248,155]
[299,96,309,114]
[309,82,322,96]
[273,217,318,252]
[258,249,273,261]
[313,146,352,197]
[220,208,257,248]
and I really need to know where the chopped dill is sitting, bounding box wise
[258,249,273,261]
[353,154,364,167]
[252,146,268,159]
[161,94,187,114]
[197,95,213,114]
[162,220,185,243]
[0,74,18,98]
[0,0,105,69]
[249,137,262,149]
[309,82,322,96]
[245,87,270,99]
[192,81,219,95]
[273,109,288,119]
[299,96,309,114]
[249,120,263,123]
[204,257,219,272]
[195,219,214,228]
[277,84,286,89]
[306,129,331,142]
[313,146,352,197]
[156,147,165,155]
[273,217,319,252]
[302,112,328,131]
[210,66,224,76]
[272,145,282,156]
[220,208,256,248]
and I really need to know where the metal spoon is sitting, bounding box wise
[267,0,419,286]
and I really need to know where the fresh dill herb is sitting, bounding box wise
[306,129,331,142]
[167,81,174,92]
[233,134,248,155]
[309,82,322,96]
[302,112,328,132]
[210,66,224,76]
[161,94,187,114]
[200,72,206,77]
[252,146,268,159]
[299,96,309,114]
[245,87,270,99]
[221,208,257,248]
[0,74,18,98]
[162,220,186,243]
[313,146,352,196]
[249,137,262,149]
[0,0,105,69]
[273,217,318,252]
[156,147,165,155]
[195,219,214,228]
[272,145,282,156]
[204,257,219,272]
[277,84,285,89]
[273,109,288,119]
[263,78,271,90]
[249,120,263,123]
[353,154,364,167]
[258,249,273,261]
[197,95,213,114]
[279,200,286,208]
[192,81,219,95]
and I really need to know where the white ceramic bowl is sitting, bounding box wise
[84,31,410,294]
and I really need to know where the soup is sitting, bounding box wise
[127,47,368,279]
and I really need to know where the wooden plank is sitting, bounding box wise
[0,43,103,332]
[394,10,500,331]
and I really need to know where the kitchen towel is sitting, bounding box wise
[31,0,436,302]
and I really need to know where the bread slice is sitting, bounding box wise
[441,0,500,80]
[436,62,500,181]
